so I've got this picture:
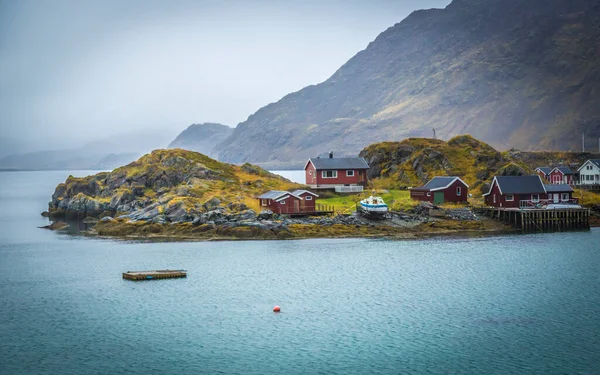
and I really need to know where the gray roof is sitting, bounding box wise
[308,157,369,170]
[494,176,546,194]
[257,190,289,200]
[591,159,600,168]
[536,167,552,175]
[412,176,467,191]
[544,184,574,193]
[555,166,574,175]
[291,190,319,197]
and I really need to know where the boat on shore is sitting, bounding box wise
[358,196,388,218]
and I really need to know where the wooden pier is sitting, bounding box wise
[122,269,187,281]
[479,208,590,233]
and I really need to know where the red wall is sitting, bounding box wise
[549,170,574,185]
[315,169,366,186]
[442,180,469,202]
[296,192,316,211]
[410,180,468,203]
[258,195,311,214]
[484,182,547,208]
[305,163,317,186]
[410,189,433,202]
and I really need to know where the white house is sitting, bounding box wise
[577,159,600,185]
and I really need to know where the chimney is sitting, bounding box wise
[329,151,333,159]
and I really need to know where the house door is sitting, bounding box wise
[433,192,444,205]
[294,200,300,213]
[553,193,559,203]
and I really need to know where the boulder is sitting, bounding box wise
[234,209,257,221]
[151,214,167,224]
[203,197,221,211]
[257,210,274,220]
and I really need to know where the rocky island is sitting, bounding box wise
[44,148,509,240]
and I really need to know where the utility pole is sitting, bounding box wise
[582,133,585,153]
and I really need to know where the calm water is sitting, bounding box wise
[1,171,599,374]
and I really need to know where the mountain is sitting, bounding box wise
[168,123,233,158]
[0,129,175,170]
[217,0,600,164]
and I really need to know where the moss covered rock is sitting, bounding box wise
[47,149,303,221]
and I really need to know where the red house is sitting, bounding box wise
[483,176,547,208]
[409,176,469,205]
[304,152,369,191]
[257,190,319,214]
[548,166,575,185]
[535,167,552,182]
[291,190,319,212]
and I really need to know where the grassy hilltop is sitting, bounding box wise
[48,149,302,219]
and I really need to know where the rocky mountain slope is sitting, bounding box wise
[360,135,599,193]
[47,149,300,221]
[168,123,233,158]
[217,0,600,164]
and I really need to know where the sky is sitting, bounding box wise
[0,0,451,152]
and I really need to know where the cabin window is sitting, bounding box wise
[309,170,312,176]
[562,193,569,200]
[305,196,313,201]
[456,187,461,196]
[261,199,267,206]
[322,170,338,178]
[493,194,496,204]
[505,194,514,201]
[346,170,355,177]
[532,194,539,202]
[280,200,286,205]
[426,192,431,197]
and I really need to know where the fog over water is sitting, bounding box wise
[0,0,450,152]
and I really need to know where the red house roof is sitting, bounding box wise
[304,157,369,170]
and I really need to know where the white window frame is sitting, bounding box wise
[280,200,286,205]
[561,193,569,200]
[493,194,496,204]
[261,199,267,206]
[321,170,338,179]
[505,194,514,201]
[456,187,461,196]
[305,196,313,201]
[532,194,540,202]
[426,192,431,197]
[346,170,355,177]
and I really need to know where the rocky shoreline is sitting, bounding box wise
[45,199,513,241]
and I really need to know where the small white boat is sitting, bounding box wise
[359,196,388,217]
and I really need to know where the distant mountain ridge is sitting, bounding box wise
[216,0,600,164]
[168,123,232,158]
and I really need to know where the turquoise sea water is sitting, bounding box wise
[1,171,599,374]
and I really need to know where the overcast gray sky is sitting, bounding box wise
[0,0,450,151]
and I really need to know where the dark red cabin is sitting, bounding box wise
[483,176,547,208]
[409,176,469,205]
[548,166,575,185]
[257,190,320,214]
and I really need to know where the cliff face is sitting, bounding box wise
[217,0,600,164]
[48,149,299,221]
[168,123,233,158]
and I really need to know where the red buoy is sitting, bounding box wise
[273,305,281,312]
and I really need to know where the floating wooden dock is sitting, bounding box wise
[122,269,187,281]
[478,208,590,233]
